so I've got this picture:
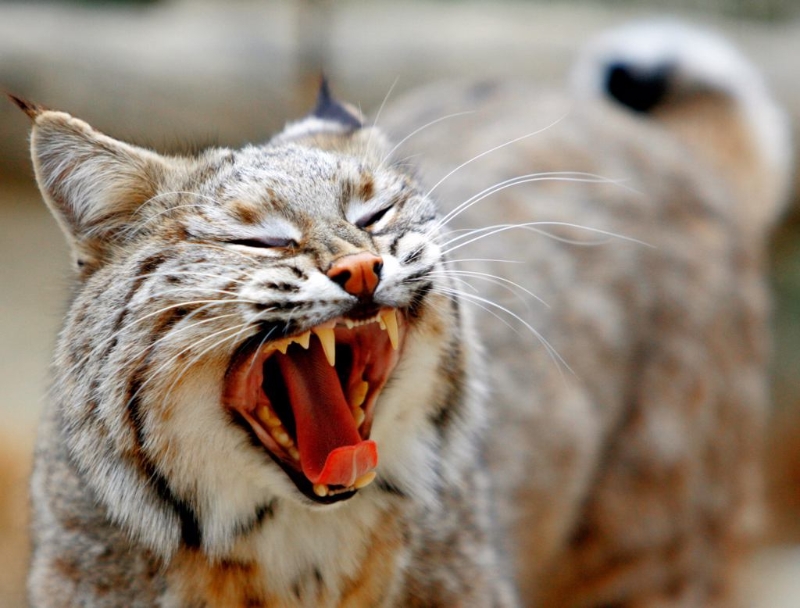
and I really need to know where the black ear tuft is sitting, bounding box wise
[312,76,362,129]
[8,94,45,120]
[605,62,673,113]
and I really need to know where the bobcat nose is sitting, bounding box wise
[326,252,383,297]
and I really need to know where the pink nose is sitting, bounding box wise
[326,252,383,297]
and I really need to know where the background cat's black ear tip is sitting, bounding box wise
[311,77,363,130]
[604,61,673,114]
[7,93,45,120]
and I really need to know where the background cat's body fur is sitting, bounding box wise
[382,23,791,606]
[23,21,790,608]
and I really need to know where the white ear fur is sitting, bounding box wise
[30,111,172,269]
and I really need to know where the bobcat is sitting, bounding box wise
[18,21,790,607]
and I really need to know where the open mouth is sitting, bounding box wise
[224,309,404,504]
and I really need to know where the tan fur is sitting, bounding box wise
[381,21,790,605]
[21,21,790,608]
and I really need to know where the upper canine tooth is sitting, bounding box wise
[313,327,336,366]
[381,309,399,350]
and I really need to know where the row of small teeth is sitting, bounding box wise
[256,405,301,461]
[313,471,377,498]
[267,309,400,366]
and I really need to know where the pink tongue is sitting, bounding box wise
[276,340,378,487]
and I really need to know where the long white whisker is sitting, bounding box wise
[245,327,279,378]
[380,110,476,166]
[442,222,654,255]
[436,285,572,378]
[127,322,251,409]
[122,312,243,366]
[433,172,635,233]
[362,77,400,164]
[424,114,569,199]
[441,257,523,266]
[130,299,261,328]
[431,268,548,308]
[160,323,255,407]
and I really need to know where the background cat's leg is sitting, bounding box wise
[536,323,767,608]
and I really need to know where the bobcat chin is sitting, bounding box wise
[19,21,789,607]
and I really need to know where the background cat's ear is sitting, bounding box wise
[23,106,173,271]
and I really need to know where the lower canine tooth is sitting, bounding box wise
[354,472,376,490]
[313,484,329,497]
[381,309,399,350]
[352,407,365,427]
[313,327,336,366]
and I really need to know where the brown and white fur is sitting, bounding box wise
[383,20,792,607]
[20,20,791,608]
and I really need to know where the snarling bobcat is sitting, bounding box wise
[19,21,790,607]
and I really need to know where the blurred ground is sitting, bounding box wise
[1,1,798,606]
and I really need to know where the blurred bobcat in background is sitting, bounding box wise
[383,20,792,606]
[13,17,792,608]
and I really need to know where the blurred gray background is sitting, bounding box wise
[1,0,799,606]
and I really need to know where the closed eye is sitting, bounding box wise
[355,206,392,230]
[227,236,297,249]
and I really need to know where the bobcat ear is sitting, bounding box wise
[311,77,363,130]
[25,107,172,271]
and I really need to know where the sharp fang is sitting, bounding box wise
[313,484,329,497]
[352,380,369,408]
[274,339,290,354]
[378,316,386,330]
[289,447,300,461]
[295,331,311,349]
[354,472,376,490]
[313,327,336,366]
[381,309,399,350]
